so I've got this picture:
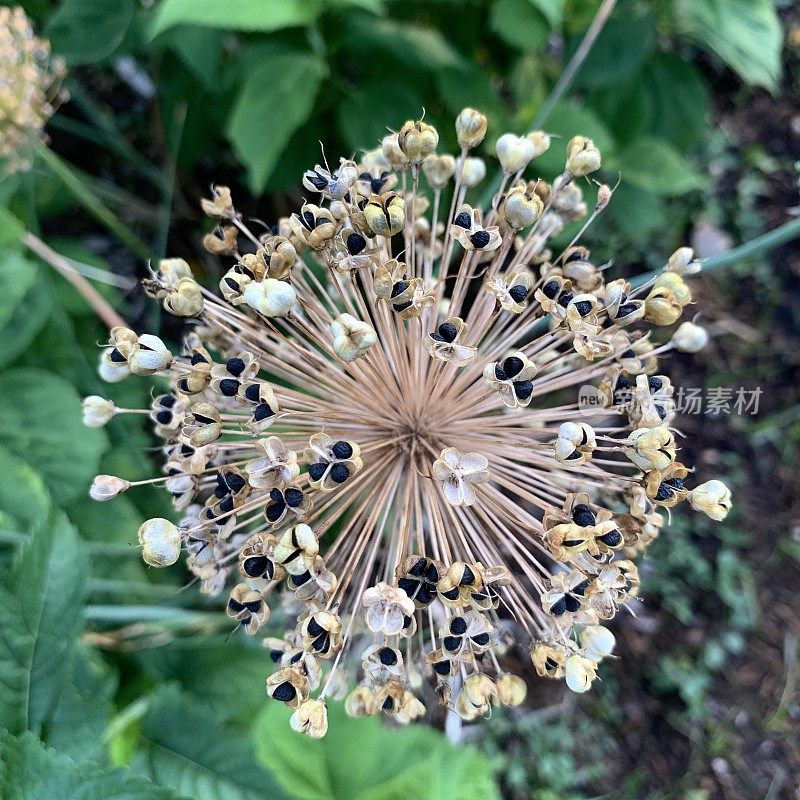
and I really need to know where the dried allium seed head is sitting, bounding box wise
[87,106,730,738]
[455,107,488,149]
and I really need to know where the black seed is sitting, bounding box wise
[424,563,439,583]
[494,365,508,381]
[565,450,582,460]
[307,618,324,637]
[390,281,409,299]
[409,559,426,577]
[656,405,667,420]
[226,357,246,376]
[573,580,591,596]
[312,632,330,652]
[109,347,126,363]
[545,657,558,671]
[270,650,282,663]
[402,615,413,630]
[379,647,398,666]
[302,210,315,230]
[441,587,459,600]
[664,477,684,490]
[433,660,451,676]
[565,250,584,263]
[177,378,190,392]
[218,496,234,514]
[564,595,581,613]
[450,617,468,635]
[330,463,350,484]
[167,468,180,476]
[227,473,247,493]
[470,230,491,249]
[392,301,413,313]
[306,171,328,190]
[599,529,622,547]
[285,488,303,507]
[472,632,490,646]
[253,403,273,421]
[443,636,461,652]
[224,277,239,291]
[430,333,445,342]
[454,211,471,228]
[156,410,172,425]
[243,599,262,613]
[416,587,432,605]
[557,292,574,308]
[228,598,244,613]
[563,539,584,548]
[266,502,285,522]
[398,578,417,596]
[616,375,631,390]
[542,280,560,299]
[648,376,663,392]
[269,488,282,502]
[244,383,261,402]
[291,571,311,586]
[243,556,269,578]
[193,413,214,425]
[308,462,327,482]
[509,284,528,303]
[621,349,636,359]
[331,441,353,459]
[573,300,592,316]
[382,696,394,712]
[273,682,296,703]
[617,302,639,317]
[550,597,567,616]
[514,380,533,400]
[346,232,367,255]
[460,565,475,586]
[160,394,177,408]
[437,322,458,343]
[503,356,524,378]
[572,504,596,527]
[219,378,239,397]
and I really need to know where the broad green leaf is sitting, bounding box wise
[164,27,226,91]
[137,686,286,800]
[46,0,135,64]
[529,0,565,27]
[617,137,704,196]
[0,731,178,800]
[605,183,667,239]
[0,443,51,531]
[0,512,89,734]
[328,0,385,11]
[43,645,117,764]
[337,79,424,152]
[675,0,782,90]
[227,52,325,193]
[346,17,466,70]
[254,701,499,800]
[572,7,655,89]
[0,252,52,369]
[0,369,107,505]
[436,63,509,131]
[490,0,550,52]
[643,54,711,150]
[150,0,323,37]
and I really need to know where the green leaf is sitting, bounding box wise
[254,701,499,800]
[572,7,655,89]
[45,0,135,64]
[0,369,107,505]
[529,0,565,27]
[0,731,178,800]
[43,646,117,764]
[227,52,325,193]
[0,443,51,531]
[137,686,286,800]
[675,0,782,90]
[150,0,323,37]
[346,17,466,70]
[337,79,424,152]
[605,183,666,239]
[617,137,704,196]
[0,252,52,370]
[490,0,550,52]
[0,512,89,734]
[643,54,711,150]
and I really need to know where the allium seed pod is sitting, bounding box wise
[460,157,487,187]
[138,518,181,567]
[455,107,488,149]
[242,278,297,318]
[689,480,732,521]
[364,192,406,237]
[565,136,602,177]
[330,313,377,362]
[422,153,456,190]
[672,321,709,352]
[82,396,116,427]
[526,130,551,158]
[397,119,439,164]
[89,475,130,501]
[290,698,328,739]
[495,133,536,173]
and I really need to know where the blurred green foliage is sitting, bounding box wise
[0,0,790,798]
